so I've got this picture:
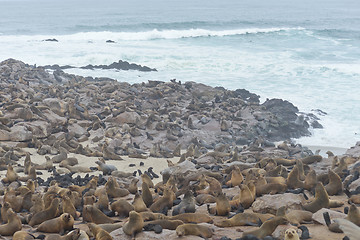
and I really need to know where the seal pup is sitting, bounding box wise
[0,208,22,236]
[132,192,148,212]
[144,219,184,230]
[215,212,264,227]
[37,213,74,234]
[176,223,213,238]
[285,227,300,240]
[122,210,144,237]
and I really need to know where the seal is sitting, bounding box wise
[87,223,113,240]
[2,164,19,183]
[176,223,213,238]
[37,213,74,234]
[141,173,154,188]
[62,195,78,219]
[287,165,304,189]
[44,228,81,240]
[29,197,60,226]
[301,155,322,164]
[226,166,244,187]
[169,213,213,223]
[127,178,139,194]
[122,210,144,237]
[208,192,231,216]
[304,169,317,190]
[0,208,22,236]
[12,231,35,240]
[96,160,117,175]
[105,177,129,198]
[132,192,148,212]
[149,187,175,213]
[30,194,44,214]
[196,194,216,205]
[82,205,116,224]
[215,212,264,227]
[277,207,313,226]
[94,188,110,212]
[325,169,343,195]
[142,182,153,208]
[303,182,329,213]
[285,227,300,240]
[172,190,196,216]
[144,219,184,230]
[242,216,287,239]
[110,199,134,217]
[1,201,11,223]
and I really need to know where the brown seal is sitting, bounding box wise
[110,199,134,217]
[105,177,129,198]
[226,166,244,187]
[149,187,175,213]
[62,195,78,219]
[196,194,216,205]
[303,182,329,213]
[141,173,154,188]
[29,197,60,226]
[144,219,184,230]
[37,213,74,234]
[141,182,153,208]
[30,194,44,214]
[287,165,304,189]
[277,207,313,226]
[94,188,110,212]
[172,190,196,216]
[325,169,343,195]
[82,205,116,224]
[44,228,81,240]
[208,192,231,216]
[215,212,264,227]
[140,212,167,221]
[87,223,113,240]
[127,178,139,194]
[1,201,11,223]
[304,169,317,190]
[242,216,287,239]
[132,192,148,212]
[12,231,35,240]
[0,208,22,236]
[176,223,213,238]
[2,164,19,183]
[301,155,322,164]
[122,210,144,237]
[169,213,213,223]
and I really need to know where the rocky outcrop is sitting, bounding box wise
[42,59,157,72]
[0,59,318,159]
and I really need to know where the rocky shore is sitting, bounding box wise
[0,59,358,240]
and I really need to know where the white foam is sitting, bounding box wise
[0,27,305,42]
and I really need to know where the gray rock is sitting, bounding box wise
[10,125,32,141]
[252,193,306,215]
[312,208,346,226]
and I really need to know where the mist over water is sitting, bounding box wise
[1,0,360,148]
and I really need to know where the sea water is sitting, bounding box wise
[0,0,359,149]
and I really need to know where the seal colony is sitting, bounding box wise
[0,59,359,239]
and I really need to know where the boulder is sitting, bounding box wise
[10,125,32,141]
[312,208,346,226]
[252,193,306,215]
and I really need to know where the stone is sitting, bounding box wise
[10,125,32,141]
[312,208,346,226]
[252,193,306,215]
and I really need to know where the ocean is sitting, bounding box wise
[0,0,359,149]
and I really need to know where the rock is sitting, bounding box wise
[345,141,360,157]
[252,193,306,215]
[68,123,87,138]
[312,208,346,226]
[10,125,32,141]
[110,228,203,240]
[0,129,10,141]
[109,111,140,126]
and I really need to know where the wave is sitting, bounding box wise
[0,27,305,42]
